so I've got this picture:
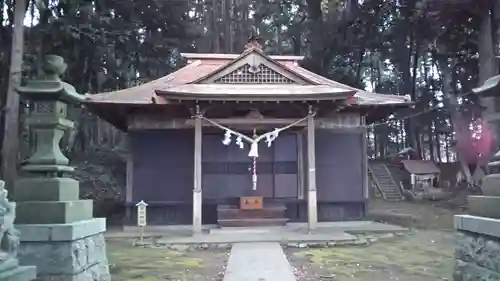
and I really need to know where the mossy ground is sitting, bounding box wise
[286,231,454,281]
[107,241,228,281]
[286,199,459,281]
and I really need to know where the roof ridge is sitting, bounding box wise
[190,48,319,85]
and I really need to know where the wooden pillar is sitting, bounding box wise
[122,134,133,224]
[307,109,317,231]
[125,152,133,224]
[362,118,369,200]
[193,115,203,235]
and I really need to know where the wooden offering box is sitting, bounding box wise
[240,196,263,210]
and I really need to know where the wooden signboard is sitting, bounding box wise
[136,200,148,227]
[240,196,263,210]
[135,200,148,244]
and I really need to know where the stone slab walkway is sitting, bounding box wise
[223,242,296,281]
[155,229,356,245]
[106,221,408,241]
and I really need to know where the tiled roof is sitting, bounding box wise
[87,60,223,104]
[86,50,411,106]
[401,160,441,175]
[282,62,410,105]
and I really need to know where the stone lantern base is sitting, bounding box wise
[467,195,500,218]
[467,174,500,219]
[16,218,109,281]
[454,215,500,280]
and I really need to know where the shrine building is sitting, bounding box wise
[85,38,412,233]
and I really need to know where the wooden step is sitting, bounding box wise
[217,218,288,227]
[217,203,286,220]
[217,208,286,220]
[217,204,286,211]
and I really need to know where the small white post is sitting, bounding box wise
[136,200,148,244]
[410,173,416,192]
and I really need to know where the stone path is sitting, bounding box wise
[223,242,296,281]
[108,221,408,240]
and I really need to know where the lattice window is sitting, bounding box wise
[215,64,295,84]
[35,102,54,114]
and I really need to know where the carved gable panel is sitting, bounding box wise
[214,63,296,84]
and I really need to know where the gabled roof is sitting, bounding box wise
[86,40,412,106]
[190,45,316,85]
[401,160,441,175]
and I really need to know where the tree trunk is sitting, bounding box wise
[223,0,233,53]
[2,0,26,192]
[436,52,474,186]
[394,4,417,153]
[428,121,435,161]
[445,133,450,162]
[411,41,422,156]
[304,0,324,74]
[436,129,442,162]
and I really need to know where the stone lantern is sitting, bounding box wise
[13,55,110,281]
[18,56,82,174]
[453,75,500,281]
[467,152,500,217]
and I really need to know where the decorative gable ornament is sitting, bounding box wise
[248,64,260,74]
[215,63,294,84]
[244,34,263,51]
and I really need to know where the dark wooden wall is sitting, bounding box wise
[126,128,366,225]
[202,133,298,200]
[315,129,364,202]
[131,129,194,203]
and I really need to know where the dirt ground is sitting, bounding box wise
[367,198,463,230]
[107,241,228,281]
[285,199,459,281]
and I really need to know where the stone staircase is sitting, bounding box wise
[217,203,288,227]
[369,163,404,201]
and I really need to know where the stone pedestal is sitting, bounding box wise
[13,55,110,281]
[0,181,36,281]
[468,174,500,219]
[0,264,36,281]
[16,219,109,281]
[454,149,500,280]
[454,215,500,281]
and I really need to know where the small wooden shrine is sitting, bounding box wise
[85,38,412,233]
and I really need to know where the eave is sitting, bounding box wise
[154,84,356,102]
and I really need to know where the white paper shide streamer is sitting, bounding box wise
[217,125,296,158]
[198,113,312,190]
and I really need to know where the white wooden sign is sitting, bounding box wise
[135,200,148,227]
